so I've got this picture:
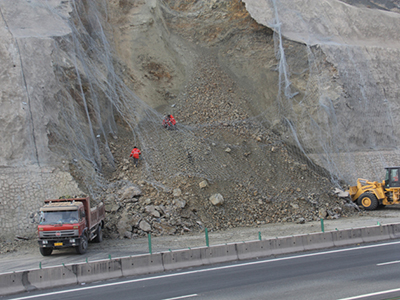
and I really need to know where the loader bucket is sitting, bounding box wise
[348,186,358,200]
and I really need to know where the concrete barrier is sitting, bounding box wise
[2,223,399,297]
[28,265,78,290]
[76,259,122,283]
[0,271,25,295]
[120,253,164,277]
[361,225,391,243]
[389,223,400,239]
[162,247,203,271]
[302,232,334,251]
[0,265,78,296]
[236,240,276,260]
[273,235,306,255]
[201,243,238,265]
[332,228,364,247]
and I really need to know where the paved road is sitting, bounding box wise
[2,214,399,274]
[4,240,400,300]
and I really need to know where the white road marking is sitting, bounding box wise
[377,260,400,266]
[162,294,198,300]
[337,287,400,299]
[10,240,400,300]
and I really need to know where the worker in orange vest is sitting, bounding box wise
[162,114,177,130]
[129,146,141,167]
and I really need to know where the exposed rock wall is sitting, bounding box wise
[0,165,82,240]
[0,0,72,167]
[1,0,399,239]
[243,0,400,182]
[0,1,84,239]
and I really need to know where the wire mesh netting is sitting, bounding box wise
[252,0,400,184]
[22,0,400,203]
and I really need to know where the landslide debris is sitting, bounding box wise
[0,0,386,253]
[99,53,359,240]
[94,0,369,240]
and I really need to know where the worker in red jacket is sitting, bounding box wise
[162,114,177,130]
[129,146,141,167]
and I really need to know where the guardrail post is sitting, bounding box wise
[148,233,152,254]
[320,218,324,233]
[205,228,209,247]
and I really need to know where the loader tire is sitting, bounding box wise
[358,193,379,210]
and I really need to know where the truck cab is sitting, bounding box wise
[39,203,83,226]
[37,198,104,256]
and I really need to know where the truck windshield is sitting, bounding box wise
[39,210,79,225]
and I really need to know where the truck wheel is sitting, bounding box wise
[358,193,379,210]
[39,247,53,256]
[93,225,103,243]
[76,235,88,254]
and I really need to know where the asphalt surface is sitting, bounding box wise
[1,213,399,274]
[3,240,400,300]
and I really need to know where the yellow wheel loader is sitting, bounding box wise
[347,167,400,210]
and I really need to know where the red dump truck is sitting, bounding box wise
[37,197,105,256]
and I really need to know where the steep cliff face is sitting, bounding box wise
[243,0,400,182]
[1,0,399,239]
[107,0,400,183]
[3,0,397,181]
[0,0,72,166]
[106,0,281,121]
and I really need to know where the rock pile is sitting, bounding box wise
[99,164,358,239]
[100,179,201,239]
[97,51,361,240]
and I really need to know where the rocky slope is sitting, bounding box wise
[98,34,358,239]
[1,0,399,242]
[95,0,378,239]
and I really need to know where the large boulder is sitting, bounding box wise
[117,215,132,237]
[173,188,182,197]
[209,193,224,206]
[199,180,208,189]
[139,220,152,232]
[152,222,176,235]
[145,205,161,218]
[120,185,142,201]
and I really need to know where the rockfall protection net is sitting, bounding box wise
[35,0,400,200]
[44,0,241,197]
[261,0,400,184]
